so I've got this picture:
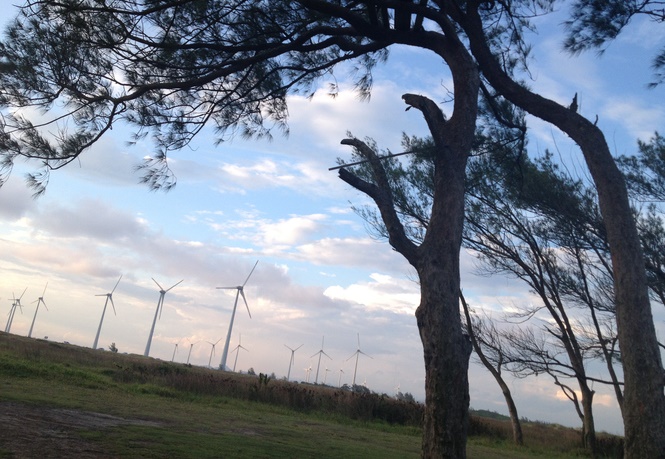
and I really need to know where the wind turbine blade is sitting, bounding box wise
[359,350,373,359]
[41,299,48,311]
[295,344,304,351]
[41,282,48,297]
[152,278,164,291]
[322,351,332,360]
[216,286,238,290]
[346,351,358,361]
[357,333,361,348]
[239,290,252,318]
[111,275,122,294]
[109,297,117,316]
[166,279,184,292]
[242,260,259,287]
[18,287,27,301]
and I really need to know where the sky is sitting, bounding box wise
[1,3,665,436]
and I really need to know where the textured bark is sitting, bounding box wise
[462,8,665,457]
[580,386,596,452]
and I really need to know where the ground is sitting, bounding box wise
[0,401,160,458]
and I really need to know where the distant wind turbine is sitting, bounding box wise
[338,368,345,387]
[305,365,312,383]
[284,344,303,381]
[231,334,248,372]
[144,278,183,357]
[5,288,27,334]
[92,275,121,350]
[207,337,223,368]
[28,283,48,338]
[311,335,332,384]
[346,333,372,386]
[217,261,258,371]
[186,341,199,364]
[171,342,179,362]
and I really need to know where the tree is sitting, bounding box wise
[459,5,665,457]
[338,84,479,457]
[338,94,527,450]
[463,151,612,453]
[460,294,524,446]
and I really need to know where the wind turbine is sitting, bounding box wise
[144,278,183,357]
[207,337,223,368]
[171,342,179,362]
[231,334,248,372]
[346,333,372,386]
[217,260,258,371]
[310,335,332,384]
[5,288,27,333]
[284,344,303,381]
[28,283,48,338]
[92,275,121,350]
[304,365,312,383]
[186,341,199,364]
[338,368,345,387]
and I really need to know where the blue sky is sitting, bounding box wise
[1,3,665,435]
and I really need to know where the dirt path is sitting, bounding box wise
[0,401,161,458]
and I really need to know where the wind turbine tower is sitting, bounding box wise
[217,261,258,371]
[5,288,27,334]
[28,283,48,338]
[144,278,183,357]
[92,276,121,350]
[346,333,372,386]
[284,344,303,381]
[310,335,332,384]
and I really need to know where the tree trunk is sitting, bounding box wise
[416,240,473,457]
[412,70,476,455]
[580,385,596,453]
[463,9,665,457]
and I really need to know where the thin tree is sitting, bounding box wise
[460,293,524,446]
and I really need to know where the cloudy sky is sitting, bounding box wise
[2,4,665,436]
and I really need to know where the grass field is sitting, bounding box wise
[0,333,622,458]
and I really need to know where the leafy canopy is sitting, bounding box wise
[0,0,553,195]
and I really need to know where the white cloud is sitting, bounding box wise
[325,272,419,315]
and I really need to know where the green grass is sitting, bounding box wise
[0,333,622,458]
